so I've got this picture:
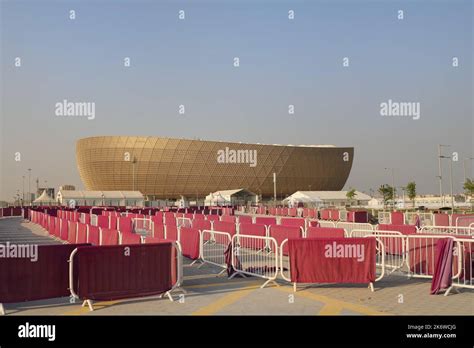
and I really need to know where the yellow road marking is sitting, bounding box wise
[63,300,121,316]
[277,286,389,316]
[318,303,344,315]
[185,280,254,289]
[192,282,261,315]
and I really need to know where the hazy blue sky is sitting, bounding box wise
[1,0,472,201]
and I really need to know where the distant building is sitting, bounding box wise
[33,190,56,206]
[283,191,372,207]
[204,189,257,206]
[59,185,76,191]
[56,190,144,207]
[36,187,55,199]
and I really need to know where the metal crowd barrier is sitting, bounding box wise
[230,234,279,288]
[418,226,473,236]
[336,222,373,236]
[445,238,473,296]
[199,230,232,276]
[132,218,154,237]
[350,229,405,273]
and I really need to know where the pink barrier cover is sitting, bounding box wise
[280,218,305,229]
[238,215,253,224]
[221,215,236,223]
[433,213,449,227]
[390,212,404,225]
[269,225,303,255]
[306,227,345,239]
[212,221,236,236]
[120,232,142,245]
[255,217,277,226]
[153,224,166,239]
[430,238,454,294]
[288,238,376,284]
[100,228,119,245]
[239,223,266,237]
[378,224,417,235]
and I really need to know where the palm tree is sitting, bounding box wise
[346,188,356,206]
[464,178,474,211]
[406,182,416,208]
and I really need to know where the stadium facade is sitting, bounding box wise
[76,136,353,200]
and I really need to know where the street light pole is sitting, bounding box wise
[22,175,25,206]
[438,144,450,206]
[440,155,455,212]
[27,168,31,206]
[449,158,454,212]
[273,172,277,203]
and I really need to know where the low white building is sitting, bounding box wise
[204,189,257,206]
[283,191,372,207]
[56,190,144,207]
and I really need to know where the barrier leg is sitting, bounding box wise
[81,300,87,307]
[369,283,374,292]
[190,259,202,266]
[216,269,226,277]
[0,303,5,315]
[86,300,94,312]
[293,282,297,292]
[165,291,174,302]
[261,279,279,289]
[443,286,460,297]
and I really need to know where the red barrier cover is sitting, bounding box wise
[77,223,88,244]
[120,232,142,245]
[0,244,89,303]
[179,227,200,259]
[288,238,376,284]
[100,228,119,245]
[117,217,133,234]
[59,219,69,241]
[192,219,211,231]
[87,226,100,245]
[74,244,174,301]
[165,225,178,241]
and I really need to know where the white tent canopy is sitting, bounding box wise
[33,190,56,205]
[283,191,372,207]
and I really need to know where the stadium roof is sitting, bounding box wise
[57,190,144,199]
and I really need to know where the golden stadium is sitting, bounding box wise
[76,136,354,199]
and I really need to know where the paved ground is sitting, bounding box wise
[1,217,472,316]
